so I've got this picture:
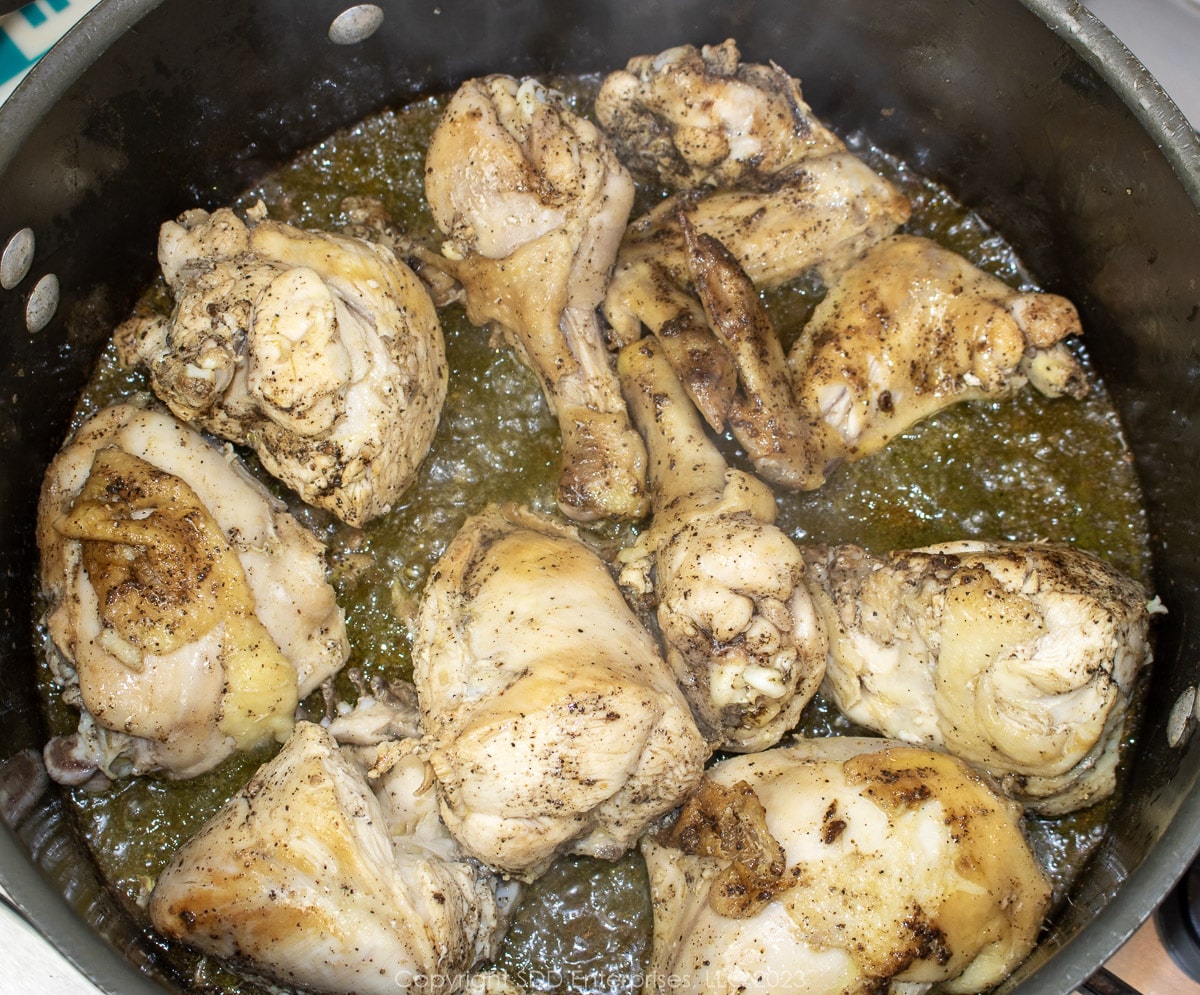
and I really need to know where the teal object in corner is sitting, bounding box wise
[0,0,101,102]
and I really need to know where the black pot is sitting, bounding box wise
[1,1,1198,992]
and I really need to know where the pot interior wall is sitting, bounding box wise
[1,1,1198,992]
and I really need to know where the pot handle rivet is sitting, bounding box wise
[25,273,59,334]
[1,227,35,290]
[1167,686,1197,748]
[329,5,384,45]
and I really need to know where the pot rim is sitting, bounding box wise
[1,1,1198,993]
[1025,0,1200,201]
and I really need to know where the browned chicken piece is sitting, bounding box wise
[617,336,826,752]
[786,234,1089,488]
[150,722,509,995]
[37,400,348,784]
[605,152,911,343]
[602,154,910,436]
[410,504,708,880]
[682,218,825,489]
[642,737,1052,995]
[115,205,447,528]
[802,540,1157,815]
[424,75,648,522]
[595,39,844,189]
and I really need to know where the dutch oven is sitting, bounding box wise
[1,0,1198,992]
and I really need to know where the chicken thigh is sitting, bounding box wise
[116,203,447,527]
[802,540,1155,815]
[596,39,843,189]
[150,722,508,995]
[37,399,348,783]
[618,337,826,752]
[785,235,1088,488]
[424,76,648,522]
[642,737,1051,995]
[411,504,708,879]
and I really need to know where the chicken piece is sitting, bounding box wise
[602,154,909,435]
[642,737,1052,995]
[803,540,1156,815]
[411,504,708,879]
[682,217,826,489]
[617,337,826,752]
[150,722,507,995]
[785,234,1089,488]
[324,672,422,751]
[424,76,647,522]
[595,39,843,189]
[115,204,447,527]
[37,399,348,784]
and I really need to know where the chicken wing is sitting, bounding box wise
[642,737,1051,995]
[424,76,648,522]
[37,399,348,783]
[411,504,708,879]
[150,722,507,995]
[116,203,447,527]
[595,39,843,190]
[617,337,826,752]
[602,155,910,438]
[605,152,911,346]
[802,540,1156,815]
[681,218,828,489]
[785,234,1088,488]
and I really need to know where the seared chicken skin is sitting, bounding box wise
[642,737,1051,995]
[605,152,911,346]
[424,76,648,522]
[37,400,347,783]
[596,39,843,189]
[116,204,447,527]
[682,218,824,489]
[150,722,508,995]
[618,337,826,752]
[786,235,1088,488]
[803,540,1155,815]
[410,504,708,879]
[603,155,910,436]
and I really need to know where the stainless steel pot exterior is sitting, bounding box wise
[1,1,1198,992]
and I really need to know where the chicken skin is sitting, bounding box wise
[618,337,826,752]
[602,155,910,436]
[116,203,447,527]
[605,151,911,347]
[410,504,708,879]
[424,76,648,522]
[642,737,1051,995]
[802,540,1155,815]
[681,218,826,489]
[596,39,843,190]
[786,235,1088,488]
[150,722,508,995]
[37,399,348,783]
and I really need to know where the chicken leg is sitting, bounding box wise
[617,336,826,752]
[425,76,648,522]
